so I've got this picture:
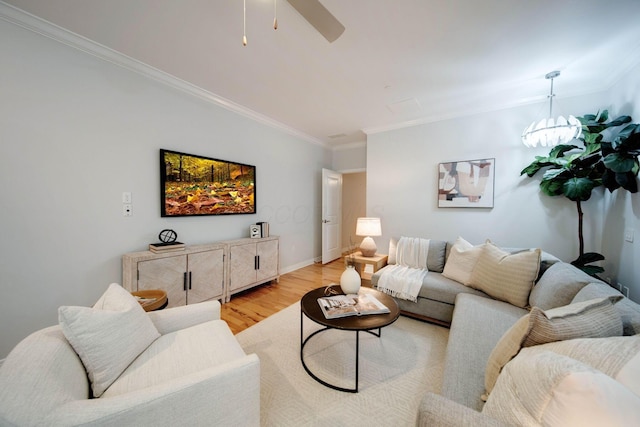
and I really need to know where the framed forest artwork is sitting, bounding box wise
[438,158,495,208]
[160,149,256,217]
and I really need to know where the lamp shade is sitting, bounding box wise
[356,218,381,237]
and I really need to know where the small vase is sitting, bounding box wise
[340,265,361,294]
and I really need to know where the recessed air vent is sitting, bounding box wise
[387,98,421,115]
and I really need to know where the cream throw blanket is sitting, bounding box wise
[378,237,429,302]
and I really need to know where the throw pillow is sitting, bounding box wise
[484,295,623,396]
[532,335,640,396]
[441,236,483,285]
[529,261,601,310]
[467,241,541,308]
[483,348,640,426]
[58,283,160,397]
[388,237,448,272]
[572,282,640,335]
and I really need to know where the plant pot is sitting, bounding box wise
[340,265,361,294]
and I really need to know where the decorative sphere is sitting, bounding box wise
[159,229,177,243]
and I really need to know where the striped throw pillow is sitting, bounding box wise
[468,241,540,308]
[484,295,623,396]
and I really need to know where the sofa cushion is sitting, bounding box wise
[529,262,602,310]
[58,283,160,397]
[441,236,484,285]
[484,295,623,395]
[103,319,246,397]
[388,237,448,272]
[572,282,640,335]
[483,348,640,426]
[441,294,527,411]
[467,241,541,308]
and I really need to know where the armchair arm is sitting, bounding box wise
[47,353,260,426]
[147,300,221,335]
[416,393,511,427]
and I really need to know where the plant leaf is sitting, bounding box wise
[540,178,564,196]
[563,177,597,201]
[602,169,621,192]
[578,252,606,263]
[616,171,638,193]
[604,153,635,173]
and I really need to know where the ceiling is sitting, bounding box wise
[4,0,640,148]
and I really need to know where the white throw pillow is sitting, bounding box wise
[483,348,640,426]
[441,236,483,285]
[58,283,160,397]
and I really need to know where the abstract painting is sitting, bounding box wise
[438,158,495,208]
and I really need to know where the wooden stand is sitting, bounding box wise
[344,251,388,286]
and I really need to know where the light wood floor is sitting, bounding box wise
[221,258,345,335]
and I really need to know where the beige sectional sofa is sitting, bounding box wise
[372,237,640,426]
[0,284,260,426]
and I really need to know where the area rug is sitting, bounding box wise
[235,302,450,426]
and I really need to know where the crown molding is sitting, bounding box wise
[0,1,327,148]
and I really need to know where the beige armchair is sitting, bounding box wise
[0,300,260,426]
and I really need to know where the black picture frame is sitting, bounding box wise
[160,149,256,217]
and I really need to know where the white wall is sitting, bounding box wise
[0,20,330,357]
[366,92,613,273]
[601,60,640,300]
[332,143,366,172]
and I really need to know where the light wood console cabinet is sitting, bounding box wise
[122,244,226,308]
[122,237,279,306]
[227,236,279,302]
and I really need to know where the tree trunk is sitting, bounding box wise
[576,200,584,259]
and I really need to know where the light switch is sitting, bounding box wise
[624,228,634,243]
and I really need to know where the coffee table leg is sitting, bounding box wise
[355,330,359,393]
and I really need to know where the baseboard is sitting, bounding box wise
[280,258,316,275]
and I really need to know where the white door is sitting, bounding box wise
[322,168,342,264]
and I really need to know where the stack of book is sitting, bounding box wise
[256,221,269,238]
[149,242,185,253]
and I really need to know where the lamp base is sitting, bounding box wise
[359,236,377,257]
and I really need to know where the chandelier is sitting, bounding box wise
[521,71,582,148]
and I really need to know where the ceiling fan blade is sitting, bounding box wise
[286,0,345,43]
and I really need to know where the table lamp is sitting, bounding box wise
[356,217,382,257]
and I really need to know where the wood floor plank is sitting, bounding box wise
[221,258,344,335]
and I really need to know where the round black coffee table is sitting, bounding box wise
[300,286,400,393]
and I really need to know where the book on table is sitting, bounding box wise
[317,293,390,319]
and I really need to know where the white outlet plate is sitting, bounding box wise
[123,204,133,217]
[624,286,630,298]
[624,228,634,243]
[122,192,132,204]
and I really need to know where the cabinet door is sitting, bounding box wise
[229,243,257,292]
[257,239,278,282]
[187,249,225,304]
[138,255,187,308]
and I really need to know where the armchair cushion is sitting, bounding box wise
[58,283,160,397]
[147,300,221,335]
[103,319,246,397]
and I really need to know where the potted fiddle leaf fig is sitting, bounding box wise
[520,110,640,277]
